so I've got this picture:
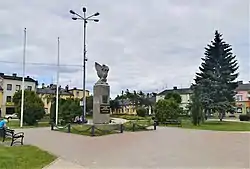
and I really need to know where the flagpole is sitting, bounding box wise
[20,28,27,128]
[55,37,60,125]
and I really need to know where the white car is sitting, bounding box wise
[5,113,18,119]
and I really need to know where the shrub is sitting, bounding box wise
[155,98,181,123]
[136,107,147,117]
[239,114,250,121]
[13,90,45,125]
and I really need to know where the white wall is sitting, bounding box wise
[2,79,37,104]
[156,93,192,110]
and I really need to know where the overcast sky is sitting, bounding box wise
[0,0,249,97]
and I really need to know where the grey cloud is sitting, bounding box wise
[0,0,248,97]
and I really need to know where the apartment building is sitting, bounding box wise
[37,84,74,114]
[0,73,37,117]
[156,86,193,110]
[235,81,250,114]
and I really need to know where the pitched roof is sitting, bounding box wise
[158,87,193,96]
[68,87,90,92]
[0,73,37,84]
[37,87,73,95]
[236,83,250,91]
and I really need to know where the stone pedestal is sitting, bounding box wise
[93,83,110,124]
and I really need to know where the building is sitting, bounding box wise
[0,73,38,117]
[156,86,193,110]
[111,93,156,115]
[235,81,250,114]
[68,87,90,99]
[37,84,73,114]
[112,99,137,115]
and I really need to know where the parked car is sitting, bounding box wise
[5,113,18,119]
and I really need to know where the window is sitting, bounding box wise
[6,96,12,102]
[16,85,21,91]
[27,86,32,91]
[235,95,243,101]
[7,84,12,91]
[76,91,79,97]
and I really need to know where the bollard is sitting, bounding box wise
[67,124,71,133]
[120,124,123,133]
[51,123,54,130]
[154,121,156,130]
[91,125,95,136]
[132,122,135,132]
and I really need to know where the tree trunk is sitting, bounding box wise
[219,112,223,121]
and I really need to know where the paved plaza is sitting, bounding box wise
[18,127,249,169]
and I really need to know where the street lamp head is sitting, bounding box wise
[69,10,75,14]
[94,12,100,16]
[94,19,99,22]
[72,17,78,20]
[82,7,87,12]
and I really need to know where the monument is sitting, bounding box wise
[93,62,110,124]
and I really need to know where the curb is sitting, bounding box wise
[42,158,60,169]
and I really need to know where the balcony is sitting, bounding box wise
[6,102,15,106]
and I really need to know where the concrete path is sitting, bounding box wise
[43,158,85,169]
[18,127,250,169]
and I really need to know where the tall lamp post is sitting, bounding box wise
[69,7,100,123]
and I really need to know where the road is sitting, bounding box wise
[18,127,249,169]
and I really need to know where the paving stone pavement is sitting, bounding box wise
[17,127,250,169]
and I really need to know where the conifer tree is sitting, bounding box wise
[194,30,239,121]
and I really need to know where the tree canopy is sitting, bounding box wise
[13,90,45,125]
[193,30,239,121]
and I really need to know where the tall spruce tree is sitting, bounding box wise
[194,30,239,121]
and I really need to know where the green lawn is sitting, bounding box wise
[56,124,120,136]
[162,120,250,131]
[8,120,50,129]
[111,114,152,121]
[123,120,154,131]
[0,145,56,169]
[55,120,155,136]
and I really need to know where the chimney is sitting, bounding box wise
[173,86,177,90]
[42,83,45,89]
[12,73,17,77]
[65,85,69,91]
[27,76,30,78]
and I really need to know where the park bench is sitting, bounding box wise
[163,119,182,127]
[0,128,24,146]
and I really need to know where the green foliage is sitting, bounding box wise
[59,98,82,123]
[136,107,147,117]
[164,92,182,104]
[49,97,56,123]
[110,99,120,113]
[190,89,204,126]
[155,99,181,123]
[239,114,250,121]
[13,90,45,125]
[194,30,239,120]
[115,89,155,108]
[86,96,93,113]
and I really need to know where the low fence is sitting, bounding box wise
[51,121,157,137]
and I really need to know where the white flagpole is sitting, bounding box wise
[55,37,60,125]
[20,28,27,128]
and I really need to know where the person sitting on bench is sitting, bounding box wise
[0,118,9,129]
